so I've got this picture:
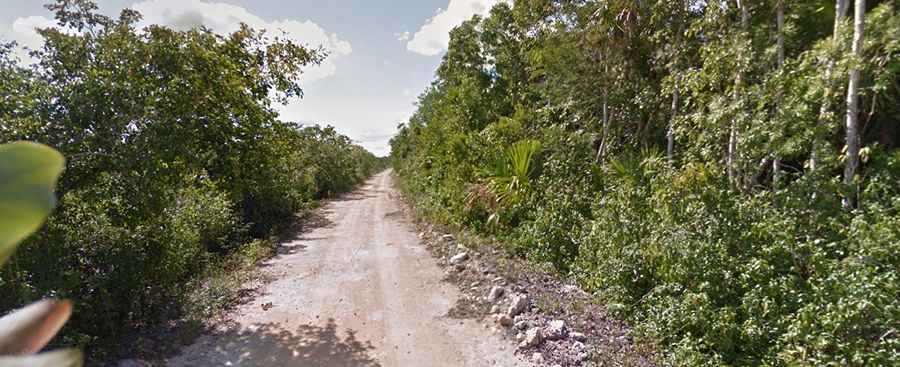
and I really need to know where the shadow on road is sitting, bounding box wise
[330,191,377,202]
[274,208,337,256]
[180,319,381,367]
[276,183,380,254]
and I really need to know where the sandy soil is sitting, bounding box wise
[166,171,526,367]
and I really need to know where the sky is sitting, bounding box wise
[1,0,506,156]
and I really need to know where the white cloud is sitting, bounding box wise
[394,31,410,41]
[406,0,505,56]
[131,0,351,82]
[6,16,56,61]
[4,1,350,82]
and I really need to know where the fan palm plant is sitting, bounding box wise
[482,139,541,224]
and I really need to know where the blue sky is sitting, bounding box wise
[1,0,505,156]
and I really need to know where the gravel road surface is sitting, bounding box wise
[167,171,525,367]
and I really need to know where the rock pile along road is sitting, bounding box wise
[168,170,525,367]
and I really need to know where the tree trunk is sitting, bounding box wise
[596,90,610,163]
[667,84,679,163]
[810,0,850,174]
[728,0,750,186]
[773,0,785,188]
[668,17,684,165]
[843,0,865,209]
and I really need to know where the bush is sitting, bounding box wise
[389,1,900,364]
[778,200,900,365]
[0,1,384,359]
[0,176,240,350]
[394,140,899,365]
[781,262,899,365]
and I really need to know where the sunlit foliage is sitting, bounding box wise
[391,1,899,365]
[0,1,383,358]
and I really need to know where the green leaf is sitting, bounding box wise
[507,139,540,179]
[0,142,65,266]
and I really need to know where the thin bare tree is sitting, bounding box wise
[843,0,865,208]
[728,0,751,186]
[773,0,786,187]
[810,0,850,175]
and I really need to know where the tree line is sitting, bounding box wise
[391,0,898,365]
[0,0,383,358]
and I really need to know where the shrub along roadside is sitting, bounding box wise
[394,144,899,366]
[389,1,899,365]
[0,0,386,361]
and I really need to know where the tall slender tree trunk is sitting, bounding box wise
[843,0,865,209]
[773,0,785,188]
[594,44,612,164]
[668,19,684,165]
[728,0,750,186]
[810,0,850,174]
[668,84,679,163]
[596,89,610,163]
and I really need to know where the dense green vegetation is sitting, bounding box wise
[391,0,898,365]
[0,0,381,357]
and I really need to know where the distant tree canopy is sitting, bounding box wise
[392,0,898,365]
[0,0,382,358]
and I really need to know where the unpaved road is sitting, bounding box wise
[167,171,525,367]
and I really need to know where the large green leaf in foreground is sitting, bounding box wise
[0,142,65,265]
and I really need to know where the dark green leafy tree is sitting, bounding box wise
[0,0,383,359]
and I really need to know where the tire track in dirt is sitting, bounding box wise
[166,170,525,367]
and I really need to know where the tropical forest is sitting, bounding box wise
[390,0,898,365]
[0,0,898,366]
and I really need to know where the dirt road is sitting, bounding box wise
[167,171,525,367]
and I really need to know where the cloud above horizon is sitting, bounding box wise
[132,0,351,82]
[0,0,442,156]
[6,15,56,61]
[5,0,350,83]
[405,0,505,56]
